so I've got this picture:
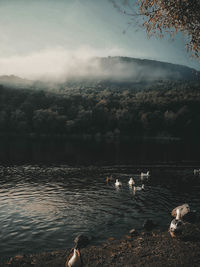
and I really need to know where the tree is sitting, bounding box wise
[110,0,200,58]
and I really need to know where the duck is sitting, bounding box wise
[142,184,145,190]
[171,203,190,218]
[115,179,122,187]
[106,175,113,184]
[66,248,82,267]
[193,169,200,175]
[128,177,135,186]
[133,184,145,193]
[169,208,183,238]
[141,171,150,180]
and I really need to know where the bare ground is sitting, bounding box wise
[1,223,200,267]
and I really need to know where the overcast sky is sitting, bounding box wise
[0,0,199,79]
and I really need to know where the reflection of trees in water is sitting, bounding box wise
[0,136,199,165]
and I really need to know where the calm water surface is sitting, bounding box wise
[0,165,200,259]
[0,136,199,165]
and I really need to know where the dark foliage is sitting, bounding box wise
[0,80,200,139]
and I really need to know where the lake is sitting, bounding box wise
[0,135,199,165]
[0,137,200,259]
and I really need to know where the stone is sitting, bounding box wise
[107,237,115,242]
[129,229,138,235]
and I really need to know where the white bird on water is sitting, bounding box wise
[133,184,145,193]
[67,248,81,267]
[128,177,135,186]
[141,170,150,177]
[169,208,183,238]
[141,171,150,180]
[115,179,122,187]
[193,169,200,175]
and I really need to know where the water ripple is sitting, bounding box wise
[0,166,200,258]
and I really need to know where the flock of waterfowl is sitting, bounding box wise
[66,170,196,267]
[106,170,150,193]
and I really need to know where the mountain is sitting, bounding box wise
[61,57,200,90]
[66,56,200,82]
[98,57,200,82]
[0,57,199,90]
[0,75,33,88]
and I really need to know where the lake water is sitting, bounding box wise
[0,136,199,165]
[0,137,200,259]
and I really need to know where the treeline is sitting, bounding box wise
[0,81,200,139]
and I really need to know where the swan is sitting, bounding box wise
[67,248,81,267]
[128,177,135,186]
[169,208,183,238]
[115,179,122,187]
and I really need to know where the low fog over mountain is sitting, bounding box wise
[63,56,200,83]
[0,57,199,89]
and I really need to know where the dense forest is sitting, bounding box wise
[0,80,200,140]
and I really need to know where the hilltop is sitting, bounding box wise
[97,57,200,82]
[0,75,33,88]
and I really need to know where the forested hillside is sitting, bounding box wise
[0,80,200,140]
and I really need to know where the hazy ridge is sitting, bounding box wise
[0,57,199,90]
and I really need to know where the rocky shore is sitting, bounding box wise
[1,223,200,267]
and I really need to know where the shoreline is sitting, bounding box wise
[1,223,200,267]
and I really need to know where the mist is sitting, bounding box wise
[0,46,126,81]
[0,46,192,84]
